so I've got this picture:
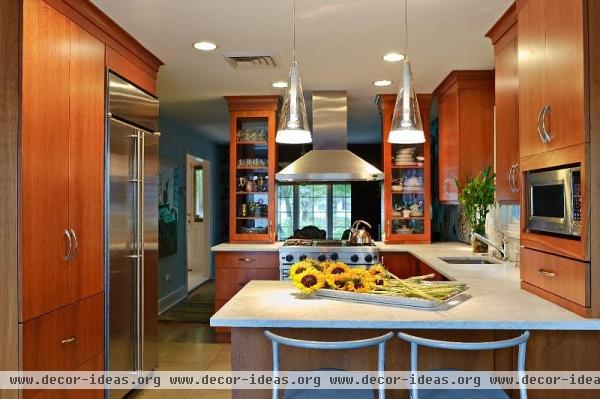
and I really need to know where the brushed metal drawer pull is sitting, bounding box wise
[238,258,256,263]
[61,336,77,345]
[538,269,556,278]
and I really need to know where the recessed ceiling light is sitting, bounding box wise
[272,81,288,88]
[193,41,218,51]
[373,80,393,87]
[383,52,405,62]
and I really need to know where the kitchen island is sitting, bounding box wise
[211,243,600,399]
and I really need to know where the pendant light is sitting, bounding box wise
[388,0,425,144]
[276,0,311,144]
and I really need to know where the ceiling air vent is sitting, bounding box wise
[223,52,279,70]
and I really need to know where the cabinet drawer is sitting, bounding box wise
[215,267,279,301]
[520,248,590,306]
[22,293,104,372]
[29,353,104,399]
[215,251,278,269]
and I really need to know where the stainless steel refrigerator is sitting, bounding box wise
[106,72,159,398]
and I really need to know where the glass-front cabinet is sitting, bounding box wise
[377,94,432,243]
[226,96,280,242]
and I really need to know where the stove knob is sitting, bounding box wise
[330,253,339,261]
[318,254,327,262]
[285,254,294,262]
[299,255,307,261]
[350,254,359,263]
[365,254,373,263]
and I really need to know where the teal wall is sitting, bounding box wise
[157,117,225,311]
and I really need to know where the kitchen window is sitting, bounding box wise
[276,184,351,240]
[193,166,204,221]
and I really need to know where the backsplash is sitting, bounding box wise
[436,204,521,262]
[485,205,520,262]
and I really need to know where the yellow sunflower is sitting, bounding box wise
[292,270,325,293]
[289,260,316,282]
[326,272,351,291]
[347,269,375,293]
[368,264,388,277]
[324,262,350,276]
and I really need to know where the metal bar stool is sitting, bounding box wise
[397,331,530,399]
[264,331,394,399]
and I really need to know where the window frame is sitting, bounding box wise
[277,183,351,240]
[193,165,204,222]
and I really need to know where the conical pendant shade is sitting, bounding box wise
[389,58,425,144]
[276,61,311,144]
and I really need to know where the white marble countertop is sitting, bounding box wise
[210,243,600,330]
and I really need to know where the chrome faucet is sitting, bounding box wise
[472,232,509,261]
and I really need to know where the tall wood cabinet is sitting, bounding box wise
[225,96,280,243]
[516,0,600,318]
[433,71,495,203]
[22,0,105,321]
[377,94,433,243]
[1,0,162,398]
[518,0,586,158]
[487,3,520,203]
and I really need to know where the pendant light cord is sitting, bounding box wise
[293,0,296,62]
[404,0,408,55]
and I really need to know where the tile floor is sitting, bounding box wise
[128,323,232,399]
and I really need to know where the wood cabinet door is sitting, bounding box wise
[518,0,547,158]
[21,0,71,321]
[68,22,106,302]
[544,0,586,151]
[495,29,520,202]
[437,89,459,202]
[215,267,279,301]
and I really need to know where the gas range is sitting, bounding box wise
[279,239,380,280]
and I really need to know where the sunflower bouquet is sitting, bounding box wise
[289,259,468,303]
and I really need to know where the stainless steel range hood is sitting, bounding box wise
[276,91,384,182]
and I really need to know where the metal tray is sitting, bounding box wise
[314,283,468,309]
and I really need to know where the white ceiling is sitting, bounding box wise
[92,0,512,143]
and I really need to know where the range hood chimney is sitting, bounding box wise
[276,91,384,182]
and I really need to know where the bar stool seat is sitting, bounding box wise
[264,331,394,399]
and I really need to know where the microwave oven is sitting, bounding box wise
[525,166,582,237]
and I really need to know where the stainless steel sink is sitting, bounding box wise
[439,256,499,265]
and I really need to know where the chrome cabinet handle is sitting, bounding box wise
[61,336,76,345]
[508,164,516,193]
[508,163,520,193]
[538,269,556,278]
[64,229,72,261]
[540,105,552,143]
[536,105,546,143]
[70,229,78,259]
[238,258,256,263]
[513,162,520,193]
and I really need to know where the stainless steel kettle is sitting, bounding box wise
[348,220,373,245]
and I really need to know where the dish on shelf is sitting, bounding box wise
[240,226,268,234]
[392,185,403,192]
[403,176,423,187]
[238,158,268,168]
[410,211,424,217]
[395,225,414,234]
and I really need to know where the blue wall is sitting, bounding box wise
[158,117,224,311]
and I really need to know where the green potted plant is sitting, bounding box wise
[456,166,496,253]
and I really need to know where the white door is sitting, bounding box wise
[186,155,211,292]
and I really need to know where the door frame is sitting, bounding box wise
[185,154,211,291]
